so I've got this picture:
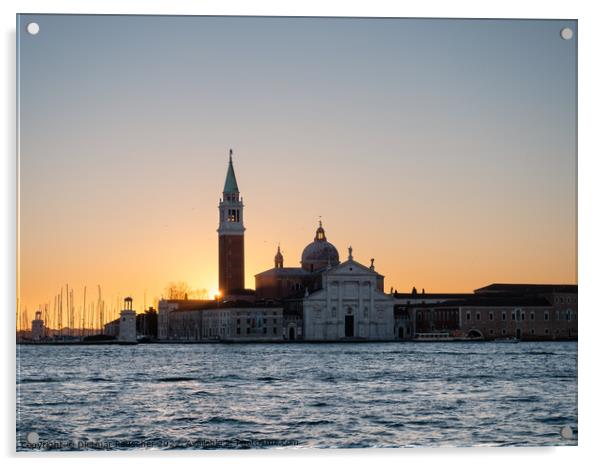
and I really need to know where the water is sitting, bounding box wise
[16,342,577,450]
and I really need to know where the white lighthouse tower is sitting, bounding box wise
[118,297,137,343]
[31,309,45,341]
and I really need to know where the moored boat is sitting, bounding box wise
[493,337,519,343]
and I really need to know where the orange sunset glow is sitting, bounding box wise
[17,16,576,330]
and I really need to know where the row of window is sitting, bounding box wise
[205,326,280,337]
[208,311,280,319]
[555,296,575,304]
[484,328,554,336]
[235,327,279,335]
[417,310,457,321]
[235,317,279,325]
[465,310,572,322]
[416,308,576,324]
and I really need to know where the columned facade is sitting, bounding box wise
[303,249,395,341]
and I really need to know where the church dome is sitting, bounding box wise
[301,221,340,272]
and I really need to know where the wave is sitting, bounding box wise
[308,401,329,407]
[155,376,198,382]
[19,377,63,384]
[293,419,333,426]
[503,395,541,402]
[533,415,575,425]
[202,416,263,426]
[210,374,242,382]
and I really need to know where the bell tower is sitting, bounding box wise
[218,149,245,295]
[275,245,284,268]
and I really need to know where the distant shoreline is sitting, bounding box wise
[16,338,578,346]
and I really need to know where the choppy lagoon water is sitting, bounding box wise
[16,342,577,450]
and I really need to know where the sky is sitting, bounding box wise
[17,15,577,323]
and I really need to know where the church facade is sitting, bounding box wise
[302,249,395,340]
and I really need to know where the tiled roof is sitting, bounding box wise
[474,283,578,294]
[405,296,553,308]
[255,267,310,277]
[394,293,474,300]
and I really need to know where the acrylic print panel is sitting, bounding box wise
[16,15,577,451]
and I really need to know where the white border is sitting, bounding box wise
[3,1,601,465]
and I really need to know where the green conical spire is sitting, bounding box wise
[223,149,239,193]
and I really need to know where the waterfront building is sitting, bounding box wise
[157,299,211,340]
[397,284,577,340]
[103,318,119,337]
[392,290,479,340]
[158,299,284,341]
[136,306,158,339]
[473,283,578,339]
[281,299,304,341]
[200,306,284,341]
[166,307,204,340]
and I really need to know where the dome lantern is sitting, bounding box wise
[315,220,326,241]
[301,220,340,272]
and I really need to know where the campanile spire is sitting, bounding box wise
[223,149,239,195]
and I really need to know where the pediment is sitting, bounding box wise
[325,259,377,276]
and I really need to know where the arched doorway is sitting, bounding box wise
[516,328,522,339]
[467,329,484,340]
[289,327,295,340]
[398,327,404,339]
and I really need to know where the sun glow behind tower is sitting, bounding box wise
[17,16,577,321]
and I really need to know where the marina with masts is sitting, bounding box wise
[16,284,149,345]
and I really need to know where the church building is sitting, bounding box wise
[255,221,395,341]
[213,151,396,340]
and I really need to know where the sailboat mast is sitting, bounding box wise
[59,289,63,337]
[82,286,86,338]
